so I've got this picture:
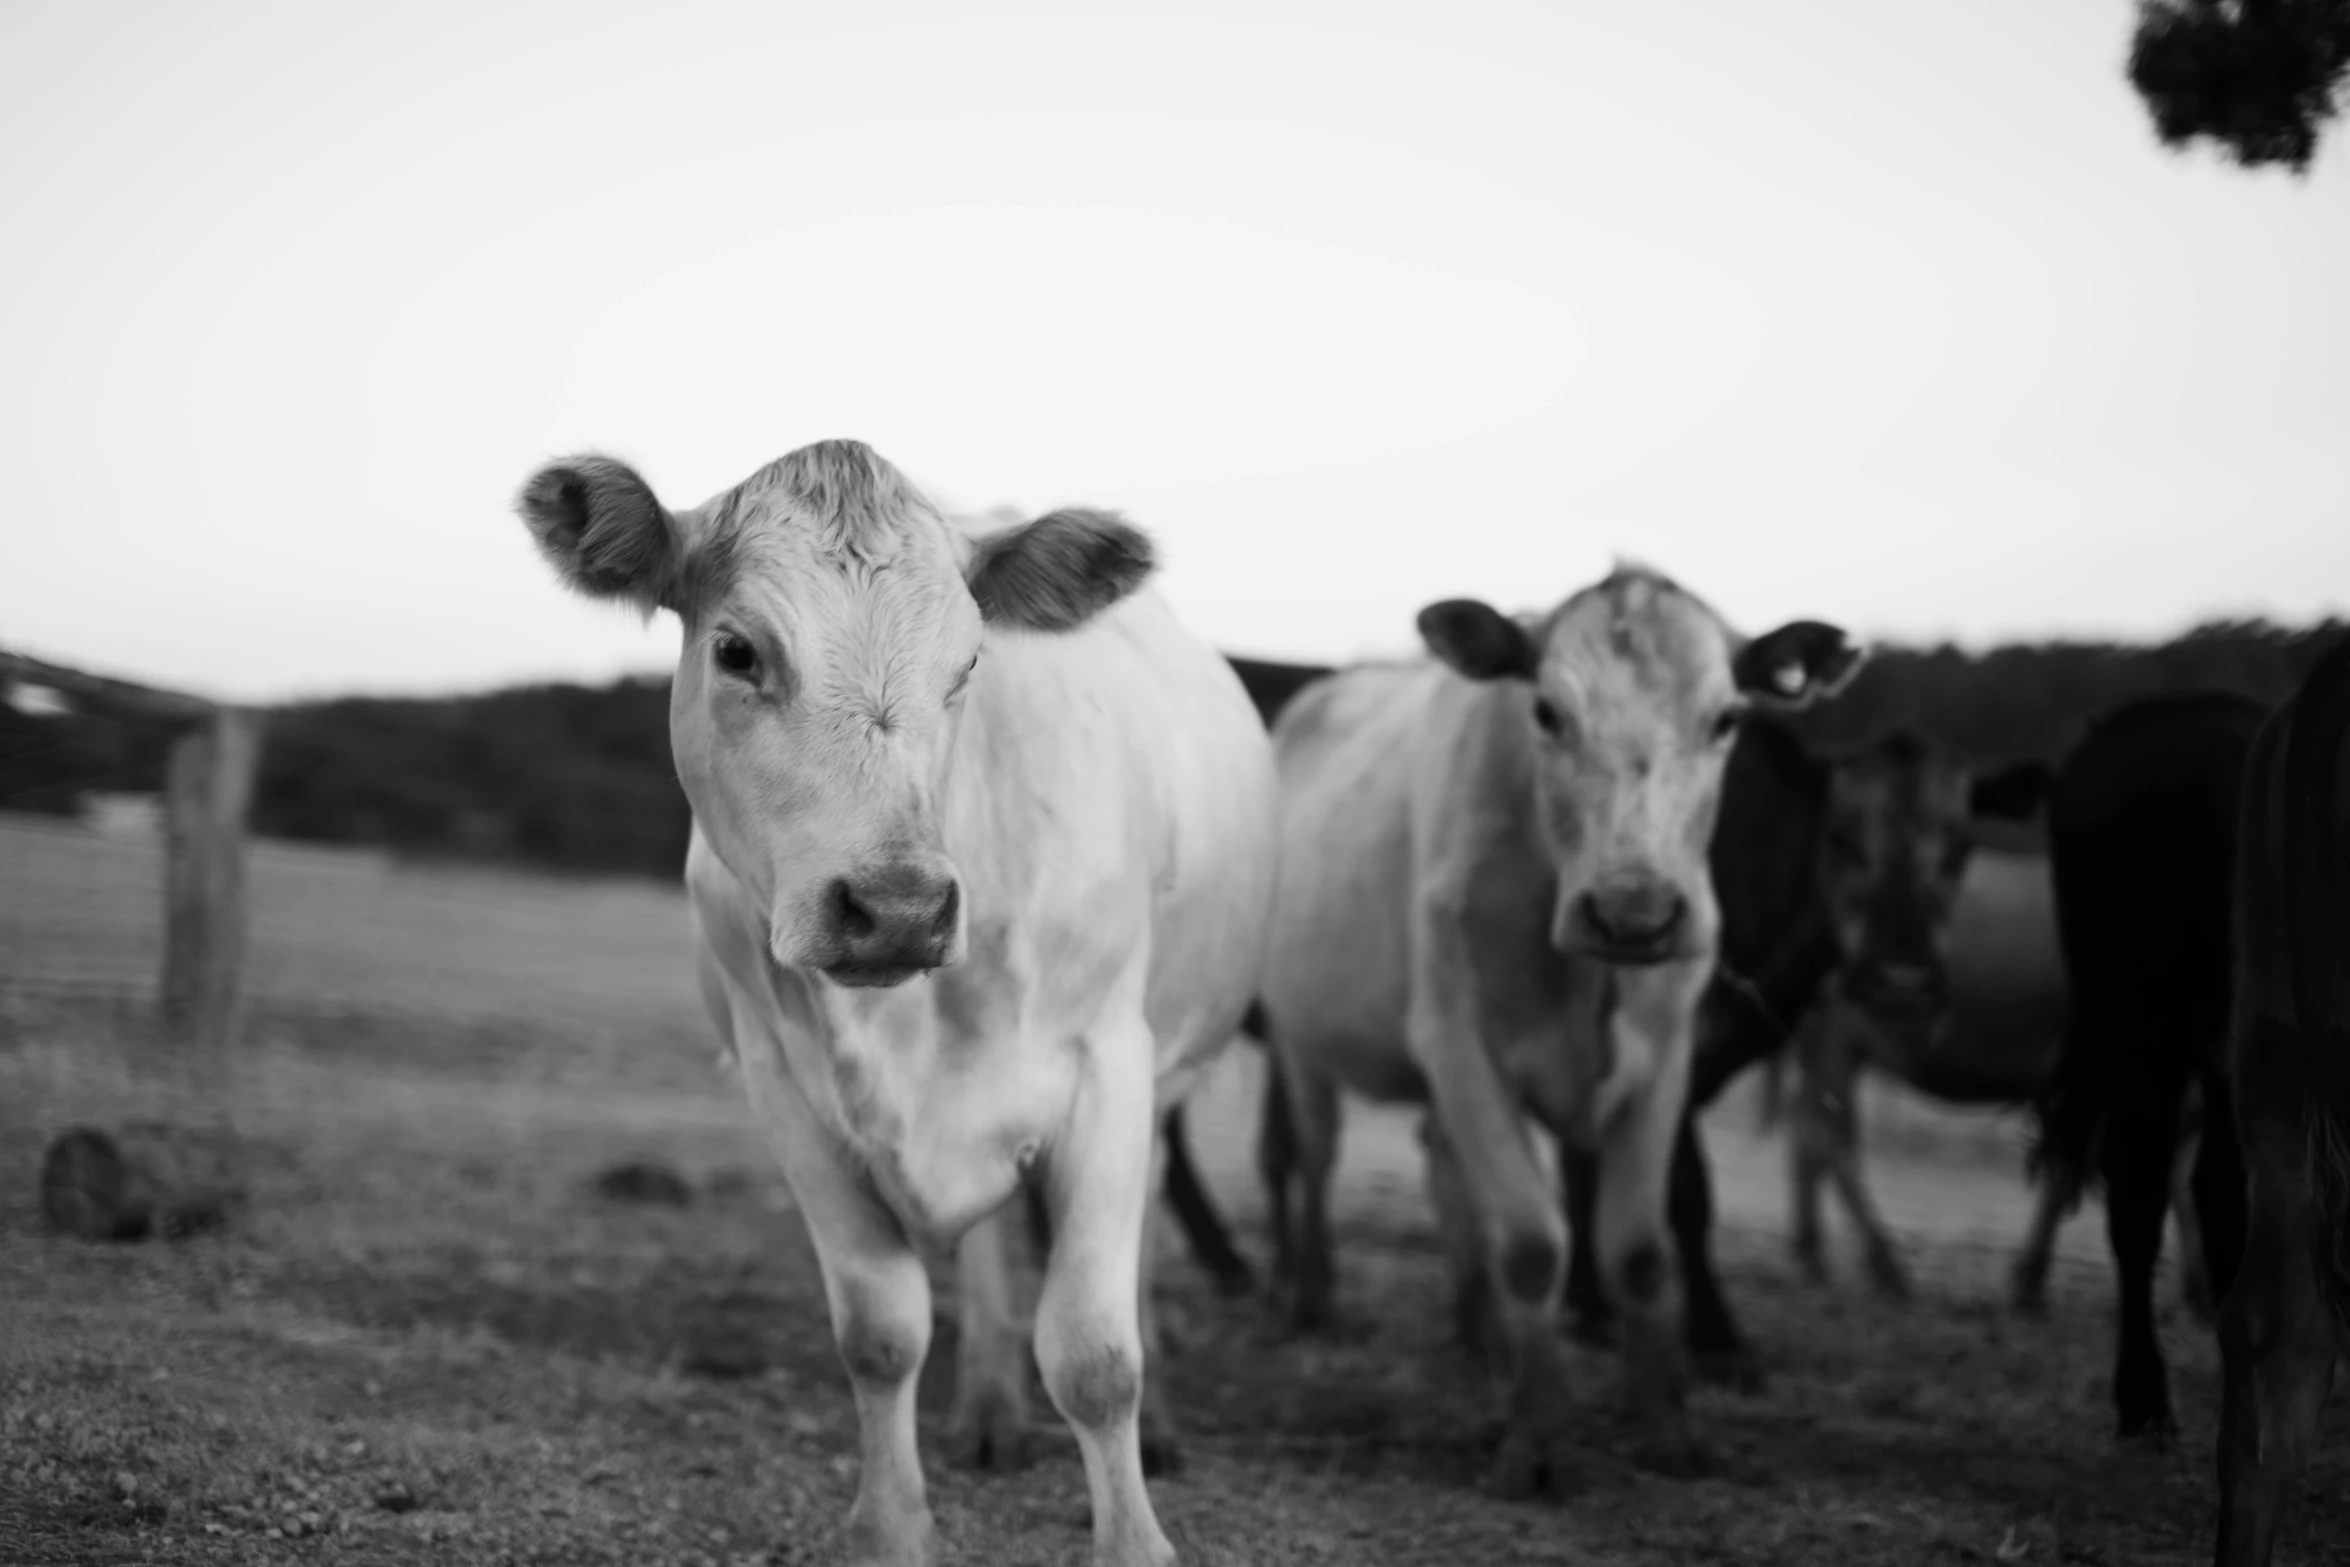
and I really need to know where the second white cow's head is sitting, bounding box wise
[1417,566,1865,965]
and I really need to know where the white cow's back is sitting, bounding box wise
[1045,587,1279,1101]
[1259,660,1449,1102]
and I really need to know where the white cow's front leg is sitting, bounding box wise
[1035,1003,1177,1567]
[1595,961,1711,1476]
[734,1040,938,1567]
[1405,980,1579,1503]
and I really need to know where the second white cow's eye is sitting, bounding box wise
[714,633,759,679]
[1532,696,1565,737]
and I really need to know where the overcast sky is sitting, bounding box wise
[2,0,2345,704]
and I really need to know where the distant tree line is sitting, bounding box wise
[1774,616,2344,763]
[3,619,2344,883]
[0,696,181,817]
[0,674,690,881]
[251,678,691,879]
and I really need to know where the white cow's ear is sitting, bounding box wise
[514,455,683,615]
[965,507,1155,632]
[1734,620,1866,709]
[1418,598,1540,682]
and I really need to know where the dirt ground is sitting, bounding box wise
[2,816,2345,1565]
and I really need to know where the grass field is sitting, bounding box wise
[2,812,2344,1565]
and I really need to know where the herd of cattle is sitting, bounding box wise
[511,437,2346,1566]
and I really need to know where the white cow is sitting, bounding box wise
[514,439,1277,1567]
[1257,566,1860,1500]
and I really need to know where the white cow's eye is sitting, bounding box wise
[714,633,759,679]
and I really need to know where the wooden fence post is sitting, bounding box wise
[159,705,265,1109]
[4,651,268,1239]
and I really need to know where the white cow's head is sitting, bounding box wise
[515,439,1152,987]
[1417,566,1864,965]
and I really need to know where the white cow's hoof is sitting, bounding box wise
[841,1507,940,1567]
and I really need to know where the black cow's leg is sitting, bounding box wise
[1671,1114,1759,1388]
[1573,1104,1761,1386]
[1159,1107,1254,1298]
[1256,1062,1298,1287]
[1561,1149,1615,1346]
[1427,1114,1505,1371]
[1282,1063,1343,1334]
[1787,1023,1835,1286]
[2101,1061,2191,1442]
[2009,1158,2077,1317]
[2173,1149,2215,1326]
[2216,1111,2339,1567]
[2187,1074,2247,1325]
[1823,1126,1912,1301]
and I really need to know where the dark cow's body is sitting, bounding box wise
[1222,655,1337,728]
[2033,690,2264,1442]
[1777,736,2062,1299]
[1567,729,2056,1372]
[2216,641,2350,1566]
[1151,656,1333,1296]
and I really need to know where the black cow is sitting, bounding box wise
[2033,690,2264,1442]
[1777,735,2063,1297]
[1562,728,2051,1380]
[2216,640,2350,1566]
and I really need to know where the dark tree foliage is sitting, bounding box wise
[1780,616,2341,766]
[247,677,691,880]
[2130,0,2350,171]
[0,697,177,816]
[5,624,2344,884]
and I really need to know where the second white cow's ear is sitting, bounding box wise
[1418,598,1540,682]
[514,455,684,615]
[1734,620,1866,709]
[964,507,1155,632]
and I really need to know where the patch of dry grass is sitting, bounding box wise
[1,815,2345,1565]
